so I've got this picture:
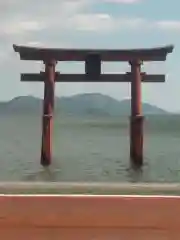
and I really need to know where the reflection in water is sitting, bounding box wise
[23,161,145,183]
[127,167,143,182]
[126,158,150,182]
[23,158,61,182]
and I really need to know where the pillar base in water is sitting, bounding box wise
[40,153,51,167]
[40,114,52,167]
[130,115,144,168]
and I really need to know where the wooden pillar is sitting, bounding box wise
[129,60,144,168]
[40,60,56,166]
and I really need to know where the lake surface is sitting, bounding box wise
[0,113,180,182]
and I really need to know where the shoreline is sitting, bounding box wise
[0,182,180,194]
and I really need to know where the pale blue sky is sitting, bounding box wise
[1,0,180,112]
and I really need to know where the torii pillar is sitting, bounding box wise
[41,60,56,166]
[129,60,143,167]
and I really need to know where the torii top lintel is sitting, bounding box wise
[13,44,174,62]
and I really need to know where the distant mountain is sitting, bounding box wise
[0,96,41,114]
[0,93,168,116]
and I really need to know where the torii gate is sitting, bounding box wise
[13,44,174,168]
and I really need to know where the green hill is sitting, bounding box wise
[0,93,168,116]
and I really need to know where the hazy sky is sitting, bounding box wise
[1,0,180,111]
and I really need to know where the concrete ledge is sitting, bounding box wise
[0,182,180,194]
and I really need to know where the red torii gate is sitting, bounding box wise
[13,44,173,168]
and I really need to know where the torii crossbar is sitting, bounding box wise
[13,44,174,168]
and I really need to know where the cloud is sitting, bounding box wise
[102,0,141,3]
[118,17,146,29]
[2,21,45,35]
[55,13,146,32]
[0,0,178,53]
[0,0,90,45]
[68,14,113,31]
[0,0,90,32]
[156,20,180,31]
[0,0,147,50]
[0,0,177,41]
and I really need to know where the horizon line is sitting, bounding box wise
[0,93,178,113]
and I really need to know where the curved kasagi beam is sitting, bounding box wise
[13,44,174,62]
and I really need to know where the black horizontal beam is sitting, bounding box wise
[13,44,174,61]
[21,73,165,83]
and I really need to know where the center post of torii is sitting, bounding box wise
[13,44,173,168]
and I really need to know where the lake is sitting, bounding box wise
[0,113,180,182]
